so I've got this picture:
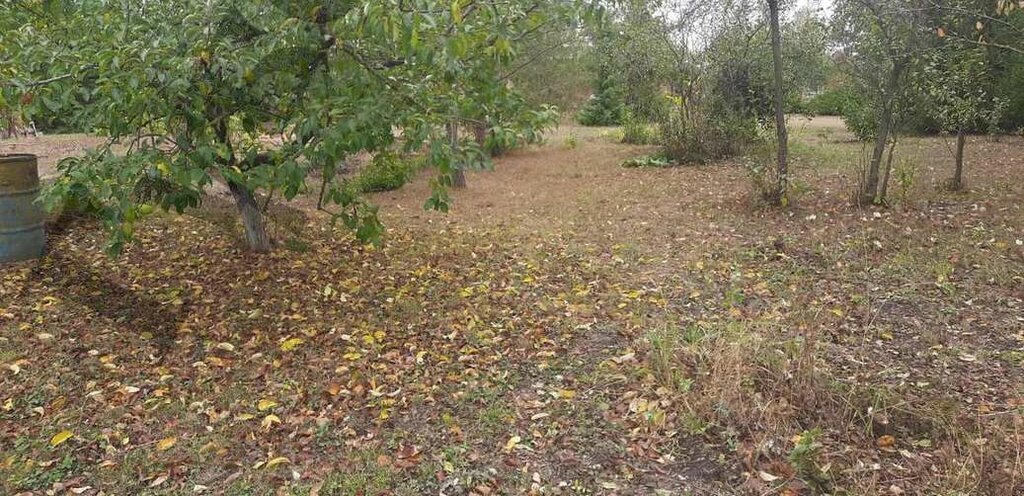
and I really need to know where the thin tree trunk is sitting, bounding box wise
[228,180,271,252]
[447,121,467,188]
[863,61,905,205]
[878,134,897,202]
[767,0,789,206]
[474,122,488,153]
[952,129,966,190]
[864,112,891,204]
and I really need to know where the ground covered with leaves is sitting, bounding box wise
[2,119,1023,495]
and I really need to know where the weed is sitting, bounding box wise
[788,428,831,492]
[892,156,917,205]
[621,153,671,168]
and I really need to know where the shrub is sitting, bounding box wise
[487,103,560,155]
[620,111,656,145]
[804,88,850,116]
[576,69,624,126]
[576,94,623,126]
[660,98,762,164]
[355,153,418,193]
[841,95,877,142]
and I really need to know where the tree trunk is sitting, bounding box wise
[447,121,467,188]
[864,112,892,204]
[952,129,966,191]
[474,122,488,154]
[228,180,271,252]
[863,61,905,205]
[878,135,897,202]
[767,0,789,206]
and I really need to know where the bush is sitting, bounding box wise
[576,69,624,126]
[804,88,850,116]
[660,98,762,164]
[840,93,877,142]
[620,111,656,145]
[576,93,623,126]
[354,153,418,193]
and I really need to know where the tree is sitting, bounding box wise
[919,43,1003,190]
[2,0,578,253]
[766,0,789,205]
[833,0,923,205]
[577,0,674,126]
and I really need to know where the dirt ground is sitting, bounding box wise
[1,134,109,180]
[1,118,1022,495]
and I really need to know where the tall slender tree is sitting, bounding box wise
[767,0,789,205]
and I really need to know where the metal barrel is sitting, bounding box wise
[0,154,46,263]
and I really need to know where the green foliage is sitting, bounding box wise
[892,156,917,205]
[788,428,831,491]
[486,102,560,154]
[620,110,656,145]
[918,44,1004,134]
[804,88,852,116]
[659,94,763,165]
[621,153,671,168]
[994,49,1024,131]
[510,29,591,112]
[354,153,420,193]
[575,68,624,126]
[840,92,879,141]
[3,0,581,253]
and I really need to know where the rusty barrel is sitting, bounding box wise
[0,154,45,262]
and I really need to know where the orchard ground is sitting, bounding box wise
[1,117,1022,495]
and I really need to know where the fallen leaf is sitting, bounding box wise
[156,437,177,451]
[504,435,521,453]
[50,430,74,447]
[265,456,290,469]
[262,414,281,431]
[257,399,278,411]
[280,337,304,352]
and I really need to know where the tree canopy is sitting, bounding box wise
[1,0,586,252]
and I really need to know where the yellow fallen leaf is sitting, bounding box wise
[261,414,281,431]
[280,337,304,352]
[265,456,290,469]
[503,435,521,453]
[558,389,577,400]
[257,399,278,411]
[156,437,177,451]
[50,430,74,447]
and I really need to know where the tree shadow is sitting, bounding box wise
[31,215,189,357]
